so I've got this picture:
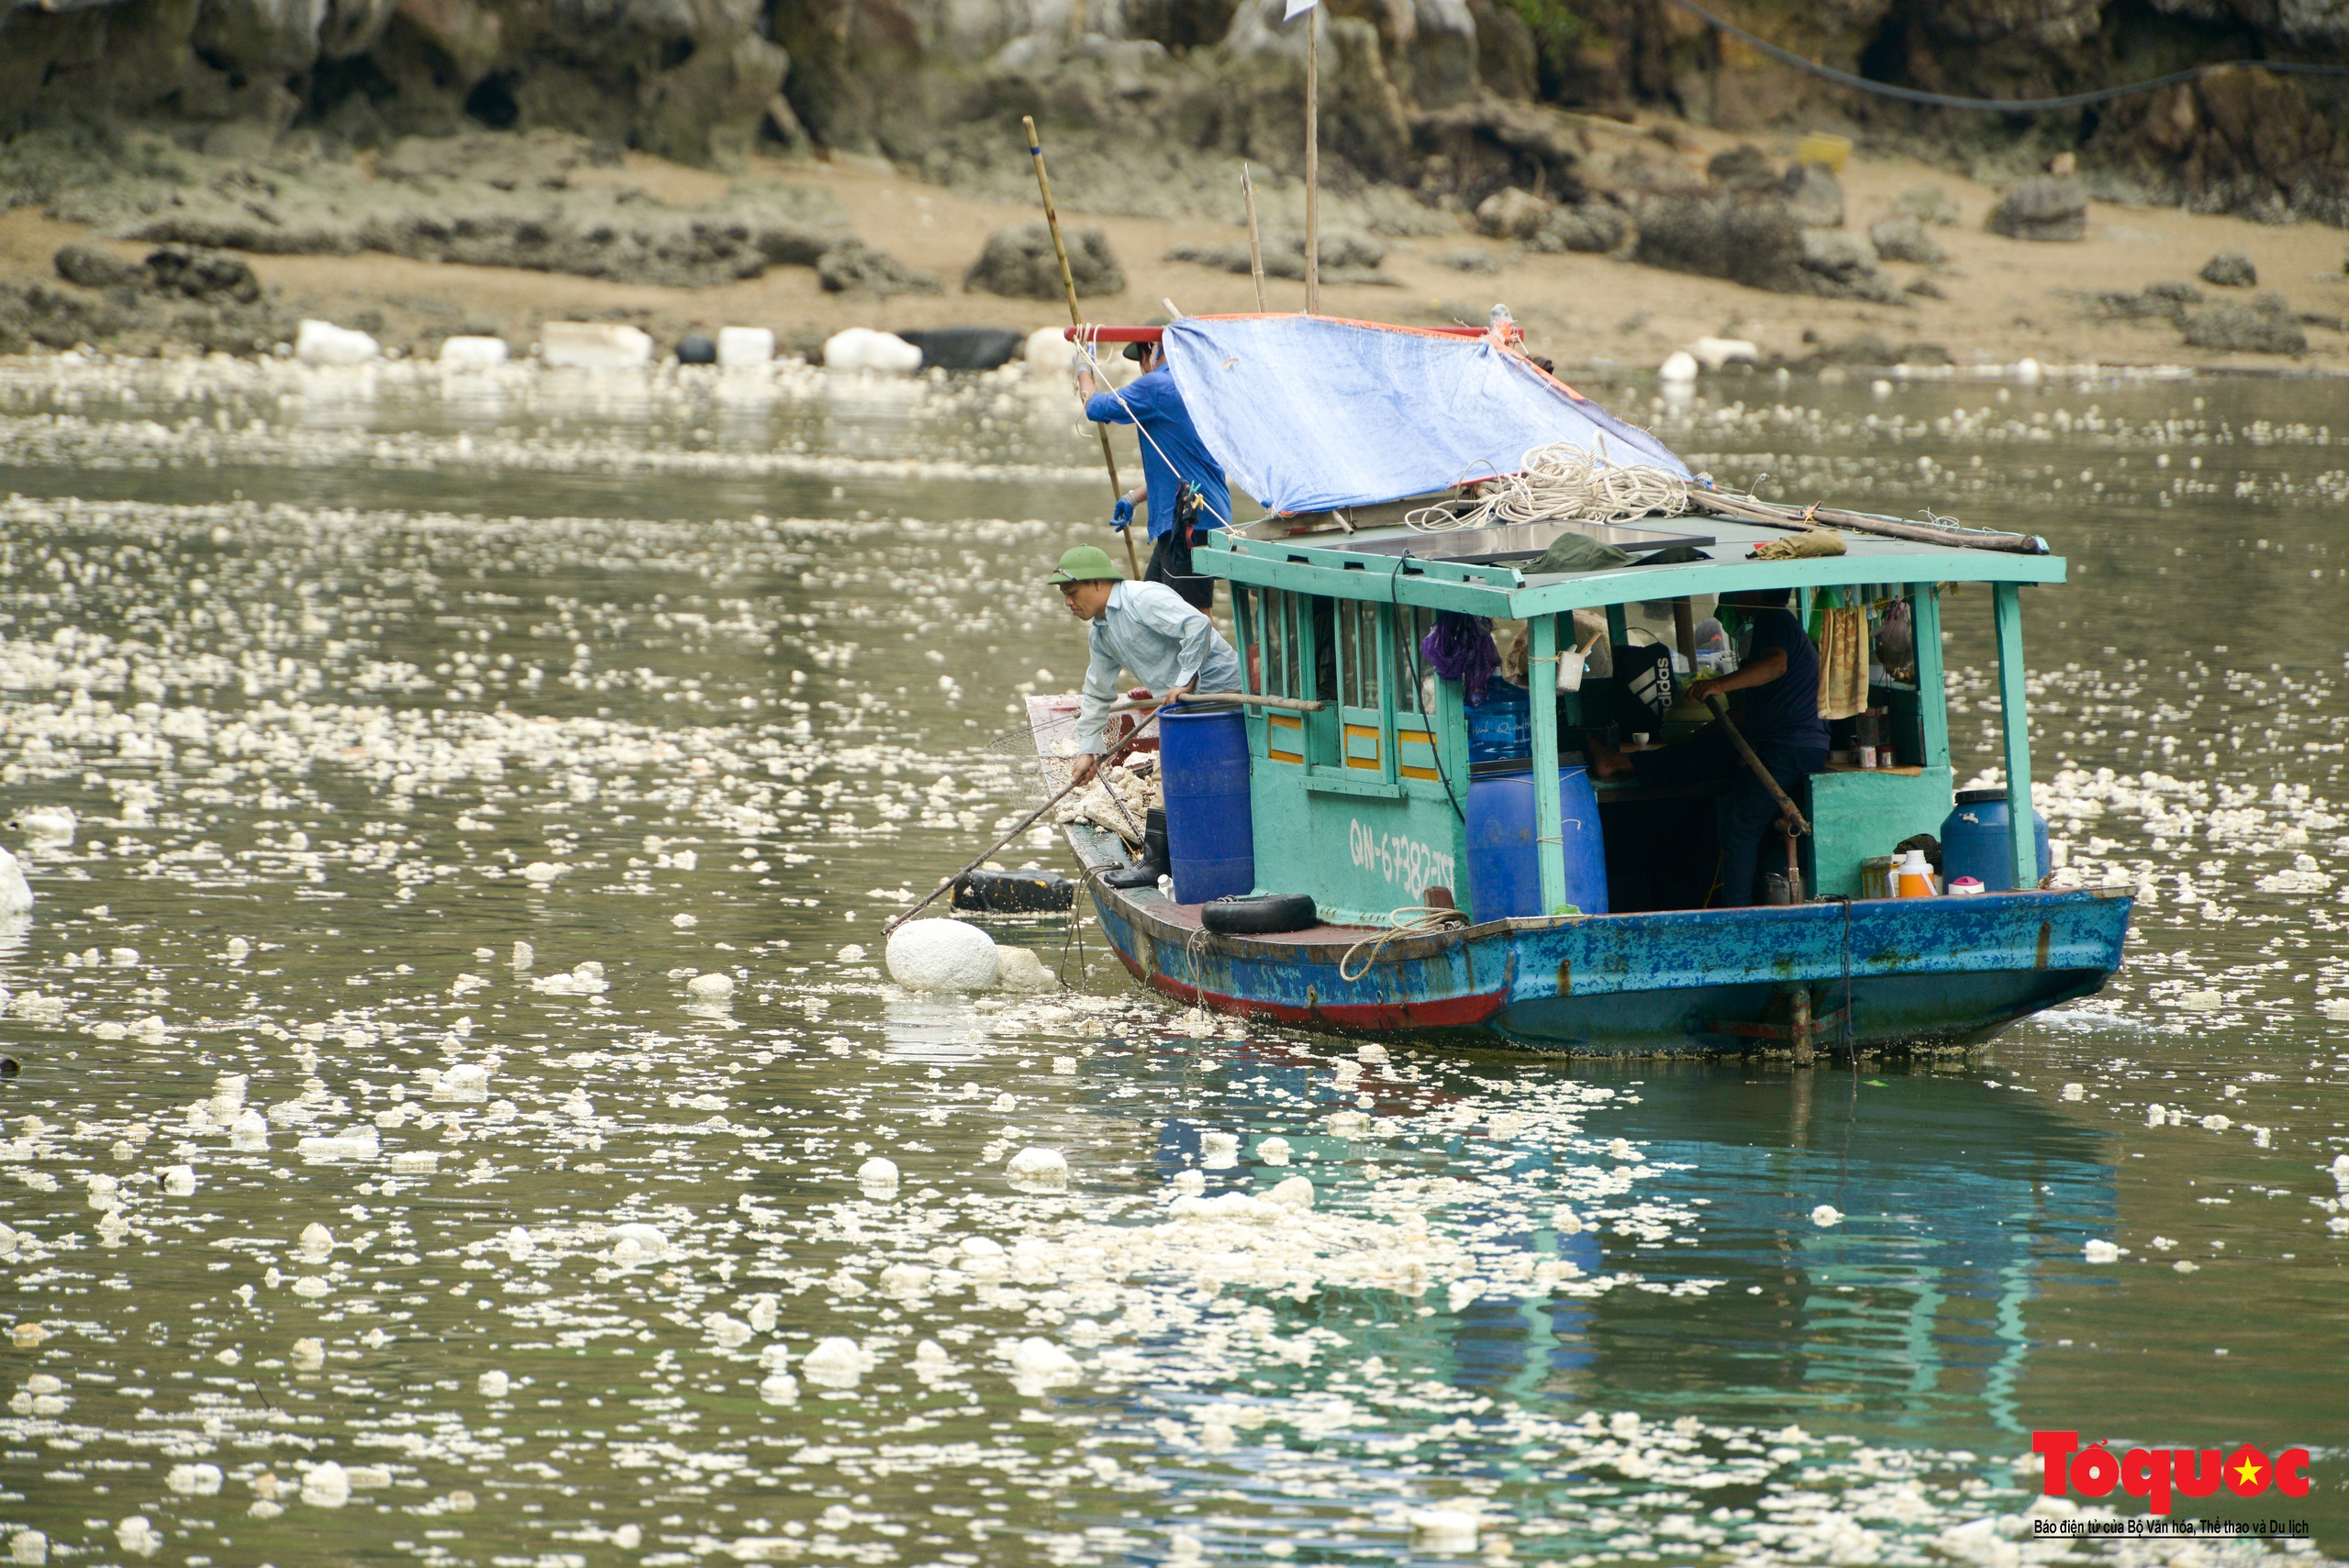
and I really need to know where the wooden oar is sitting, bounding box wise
[1023,115,1141,581]
[1108,692,1325,714]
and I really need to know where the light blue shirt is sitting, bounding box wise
[1078,582,1242,753]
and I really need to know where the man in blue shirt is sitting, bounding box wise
[1587,588,1828,906]
[1076,335,1231,611]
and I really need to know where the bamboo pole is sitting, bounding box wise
[1241,163,1269,312]
[1303,14,1319,315]
[1704,694,1810,837]
[885,702,1163,934]
[1023,114,1141,580]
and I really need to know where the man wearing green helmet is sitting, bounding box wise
[1049,544,1241,793]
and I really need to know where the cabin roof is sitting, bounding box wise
[1201,512,2065,615]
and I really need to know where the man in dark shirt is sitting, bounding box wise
[1588,588,1829,906]
[1076,336,1231,611]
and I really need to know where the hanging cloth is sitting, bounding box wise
[1815,605,1870,721]
[1422,614,1500,707]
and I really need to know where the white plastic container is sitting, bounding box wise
[1894,848,1937,898]
[540,322,654,370]
[716,327,774,367]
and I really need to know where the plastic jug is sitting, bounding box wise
[1894,848,1936,898]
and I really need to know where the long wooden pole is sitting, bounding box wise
[885,702,1163,934]
[1023,114,1141,580]
[1303,15,1319,315]
[1704,694,1810,836]
[1241,163,1269,312]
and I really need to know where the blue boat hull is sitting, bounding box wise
[1080,834,2132,1051]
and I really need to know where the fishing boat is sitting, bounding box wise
[1030,312,2132,1055]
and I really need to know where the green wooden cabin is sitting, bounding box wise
[1203,511,2056,927]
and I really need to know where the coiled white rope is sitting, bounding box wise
[1340,905,1471,983]
[1404,437,1691,533]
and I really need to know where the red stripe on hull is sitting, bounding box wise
[1112,946,1506,1032]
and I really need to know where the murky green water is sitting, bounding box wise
[0,355,2343,1568]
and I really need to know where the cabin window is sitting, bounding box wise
[1237,586,1308,764]
[1237,586,1305,700]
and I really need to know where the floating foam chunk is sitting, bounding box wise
[707,1314,754,1349]
[686,973,736,1002]
[716,327,775,367]
[759,1373,799,1404]
[478,1368,510,1397]
[2084,1240,2121,1263]
[295,320,380,365]
[505,1227,534,1261]
[822,328,922,373]
[995,945,1054,992]
[745,1295,778,1332]
[1408,1509,1480,1551]
[230,1109,269,1150]
[1810,1205,1842,1228]
[1267,1174,1315,1209]
[1690,337,1757,370]
[0,1224,17,1258]
[1658,350,1698,384]
[296,1128,379,1162]
[298,1223,334,1262]
[438,336,508,366]
[86,1173,120,1208]
[9,1530,45,1565]
[541,322,653,370]
[1552,1207,1583,1235]
[879,1262,933,1296]
[857,1156,900,1194]
[885,918,999,990]
[801,1337,865,1387]
[2146,1104,2168,1128]
[1171,1169,1206,1196]
[2199,1114,2231,1131]
[521,861,565,885]
[1005,1146,1069,1192]
[1008,1337,1080,1385]
[1257,1137,1293,1167]
[166,1464,224,1496]
[611,1223,670,1266]
[300,1461,351,1507]
[961,1236,1008,1281]
[434,1063,491,1101]
[1024,326,1075,373]
[1200,1131,1239,1169]
[115,1517,161,1557]
[291,1338,325,1369]
[0,849,32,917]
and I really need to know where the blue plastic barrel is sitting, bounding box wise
[1941,787,2051,891]
[1464,766,1609,922]
[1465,684,1531,763]
[1159,706,1255,903]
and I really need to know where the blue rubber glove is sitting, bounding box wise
[1111,497,1135,531]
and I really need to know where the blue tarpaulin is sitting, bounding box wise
[1158,315,1690,517]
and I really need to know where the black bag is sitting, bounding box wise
[1146,483,1214,610]
[1613,642,1675,729]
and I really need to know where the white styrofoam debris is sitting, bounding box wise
[541,322,654,370]
[0,848,32,917]
[437,336,509,366]
[1408,1508,1480,1551]
[295,320,381,366]
[716,327,775,367]
[2084,1240,2121,1263]
[478,1369,510,1397]
[1658,350,1698,384]
[801,1337,865,1387]
[611,1223,670,1266]
[686,972,736,1002]
[885,918,998,990]
[823,328,921,373]
[857,1156,900,1194]
[994,945,1054,991]
[300,1461,351,1507]
[1005,1146,1069,1192]
[9,806,74,844]
[1810,1205,1842,1228]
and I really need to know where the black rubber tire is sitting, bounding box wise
[1202,894,1319,935]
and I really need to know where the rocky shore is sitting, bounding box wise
[3,117,2343,375]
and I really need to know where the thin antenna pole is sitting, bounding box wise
[1023,114,1141,580]
[1241,163,1269,311]
[1303,15,1319,315]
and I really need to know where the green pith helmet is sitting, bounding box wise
[1048,544,1122,584]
